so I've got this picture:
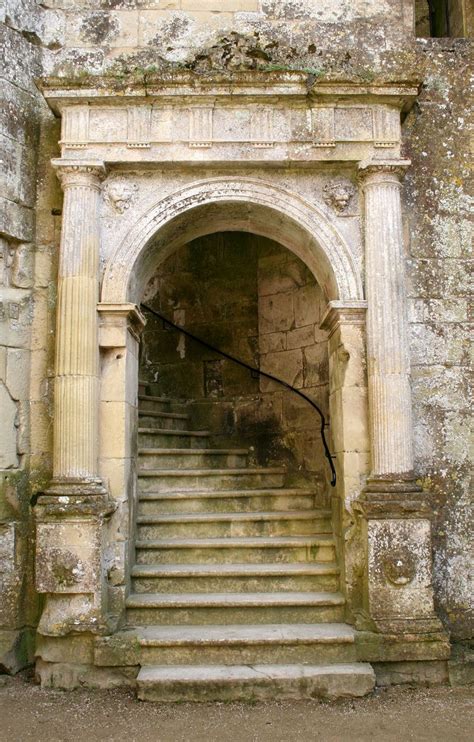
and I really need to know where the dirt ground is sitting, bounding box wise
[0,674,472,742]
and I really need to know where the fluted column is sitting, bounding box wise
[49,159,106,495]
[359,160,414,481]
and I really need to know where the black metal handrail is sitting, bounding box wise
[140,303,336,487]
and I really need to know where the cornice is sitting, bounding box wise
[37,71,420,115]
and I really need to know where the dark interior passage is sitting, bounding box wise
[140,231,330,494]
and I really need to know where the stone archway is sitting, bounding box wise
[96,177,369,632]
[101,177,364,306]
[35,157,446,669]
[33,74,449,689]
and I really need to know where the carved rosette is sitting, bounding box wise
[382,549,416,586]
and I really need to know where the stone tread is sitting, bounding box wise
[132,623,356,646]
[138,428,210,437]
[137,662,375,696]
[126,591,345,608]
[138,467,286,477]
[136,510,331,524]
[138,663,371,681]
[138,448,249,455]
[135,535,334,549]
[139,394,181,403]
[138,410,189,420]
[138,488,316,500]
[131,562,340,577]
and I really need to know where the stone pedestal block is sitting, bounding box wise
[355,488,446,641]
[35,496,114,637]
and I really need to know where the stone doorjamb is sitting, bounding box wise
[320,300,369,622]
[97,302,145,629]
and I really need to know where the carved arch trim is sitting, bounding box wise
[101,177,363,304]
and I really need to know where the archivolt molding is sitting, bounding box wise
[101,177,363,304]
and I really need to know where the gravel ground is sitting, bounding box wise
[0,674,473,742]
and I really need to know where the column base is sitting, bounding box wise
[355,479,447,640]
[355,622,451,664]
[361,476,431,517]
[44,477,108,499]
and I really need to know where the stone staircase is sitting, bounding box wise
[102,383,374,701]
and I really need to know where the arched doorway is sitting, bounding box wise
[35,82,448,694]
[98,178,369,638]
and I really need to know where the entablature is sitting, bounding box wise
[39,72,419,165]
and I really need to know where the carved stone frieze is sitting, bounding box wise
[47,74,414,164]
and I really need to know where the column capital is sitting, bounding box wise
[52,158,106,191]
[98,302,146,346]
[320,300,367,338]
[358,159,411,187]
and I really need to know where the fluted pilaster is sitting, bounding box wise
[359,160,414,479]
[49,160,106,494]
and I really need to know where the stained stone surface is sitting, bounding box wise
[0,0,472,685]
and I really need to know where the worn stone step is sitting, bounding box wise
[138,468,286,492]
[136,510,332,539]
[138,429,211,449]
[138,449,249,470]
[135,535,336,564]
[138,488,319,515]
[138,410,190,431]
[137,662,375,702]
[95,623,358,668]
[131,562,340,593]
[126,591,345,625]
[139,394,187,414]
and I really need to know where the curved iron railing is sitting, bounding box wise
[140,303,336,487]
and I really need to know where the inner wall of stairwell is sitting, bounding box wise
[139,231,331,503]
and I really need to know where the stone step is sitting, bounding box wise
[138,429,211,449]
[126,591,345,625]
[138,468,286,492]
[95,623,358,668]
[137,662,375,702]
[135,535,336,564]
[138,410,190,431]
[138,488,319,515]
[138,394,187,414]
[138,449,249,470]
[136,510,332,539]
[131,562,340,594]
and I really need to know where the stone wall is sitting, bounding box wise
[403,39,473,640]
[0,1,44,672]
[42,0,415,79]
[258,246,329,489]
[142,231,259,403]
